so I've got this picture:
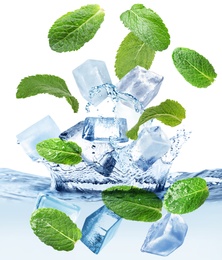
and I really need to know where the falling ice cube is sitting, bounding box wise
[82,117,128,143]
[116,66,164,109]
[35,193,81,222]
[59,121,116,176]
[129,126,170,171]
[81,205,122,254]
[72,59,112,106]
[16,115,60,161]
[141,213,188,256]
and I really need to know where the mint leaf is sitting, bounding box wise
[36,138,82,165]
[102,186,162,222]
[30,208,81,251]
[172,47,217,88]
[48,4,105,52]
[115,32,155,79]
[163,177,209,214]
[120,4,170,51]
[126,99,186,140]
[16,74,79,113]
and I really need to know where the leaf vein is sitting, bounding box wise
[47,222,75,242]
[54,8,103,45]
[185,59,212,82]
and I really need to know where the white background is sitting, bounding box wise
[0,0,222,259]
[1,0,222,175]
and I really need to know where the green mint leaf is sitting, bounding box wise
[48,4,105,52]
[120,4,170,51]
[16,74,79,113]
[172,47,217,88]
[30,208,82,251]
[36,138,82,165]
[126,99,186,140]
[163,177,209,214]
[115,32,155,79]
[65,96,79,114]
[102,186,162,222]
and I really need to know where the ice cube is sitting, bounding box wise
[82,117,128,143]
[133,158,172,192]
[35,193,80,222]
[59,121,85,141]
[81,205,122,254]
[119,126,171,172]
[116,66,164,108]
[141,213,188,256]
[72,59,112,106]
[93,151,116,177]
[59,121,116,176]
[113,134,171,190]
[16,115,60,161]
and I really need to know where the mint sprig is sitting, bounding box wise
[36,138,82,165]
[126,99,186,140]
[172,47,217,88]
[115,32,156,79]
[120,4,170,51]
[48,4,105,53]
[30,208,82,251]
[16,74,79,113]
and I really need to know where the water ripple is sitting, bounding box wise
[0,167,221,202]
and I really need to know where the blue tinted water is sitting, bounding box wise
[0,167,221,202]
[0,167,222,260]
[0,168,102,202]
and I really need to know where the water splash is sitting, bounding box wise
[0,168,101,202]
[162,128,192,164]
[85,83,144,115]
[1,166,222,202]
[44,127,190,193]
[0,127,194,201]
[7,83,218,202]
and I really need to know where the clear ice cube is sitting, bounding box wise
[141,213,188,256]
[116,66,164,108]
[59,121,116,176]
[35,193,81,222]
[81,205,122,254]
[72,59,112,106]
[16,115,60,161]
[93,151,117,177]
[82,117,128,143]
[118,126,171,172]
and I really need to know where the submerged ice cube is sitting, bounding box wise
[93,151,116,177]
[59,121,116,176]
[116,66,164,108]
[16,115,60,161]
[141,213,188,256]
[35,193,80,222]
[82,117,128,143]
[72,59,112,106]
[81,205,122,254]
[125,126,170,172]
